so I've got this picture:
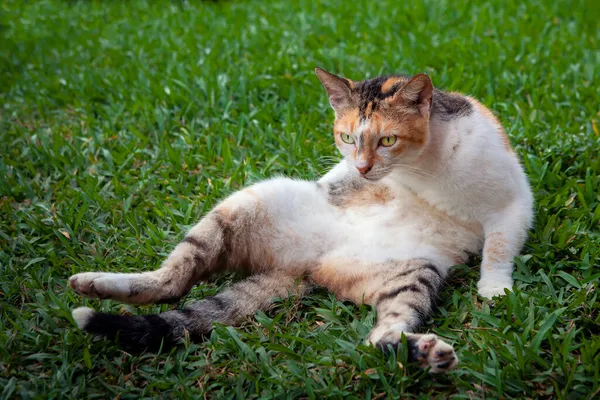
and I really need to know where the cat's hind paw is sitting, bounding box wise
[407,333,459,373]
[371,331,459,373]
[69,272,131,301]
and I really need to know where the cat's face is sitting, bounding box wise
[316,68,433,181]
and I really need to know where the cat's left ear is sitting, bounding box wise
[389,73,433,117]
[315,67,355,112]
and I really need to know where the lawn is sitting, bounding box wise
[1,0,599,398]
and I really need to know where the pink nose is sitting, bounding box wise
[357,165,372,175]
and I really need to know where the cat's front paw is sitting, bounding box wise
[477,278,513,298]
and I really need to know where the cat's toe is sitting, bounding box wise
[69,272,105,298]
[477,279,512,298]
[368,329,459,373]
[409,334,458,373]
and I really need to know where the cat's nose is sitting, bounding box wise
[357,165,372,175]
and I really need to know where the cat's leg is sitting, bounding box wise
[477,198,533,298]
[70,211,234,304]
[365,260,458,373]
[72,272,308,351]
[69,183,287,304]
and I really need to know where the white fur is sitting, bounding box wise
[70,272,147,301]
[72,307,95,329]
[210,173,481,280]
[376,100,533,297]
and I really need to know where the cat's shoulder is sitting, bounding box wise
[433,87,512,152]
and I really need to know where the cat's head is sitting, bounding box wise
[315,68,433,181]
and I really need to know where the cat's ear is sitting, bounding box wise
[389,73,433,117]
[315,67,354,112]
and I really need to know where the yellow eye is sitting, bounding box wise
[380,136,397,147]
[341,133,355,144]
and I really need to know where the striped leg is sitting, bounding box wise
[69,188,264,304]
[366,260,459,373]
[73,272,308,351]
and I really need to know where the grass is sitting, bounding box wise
[0,0,599,398]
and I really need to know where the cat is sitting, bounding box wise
[69,68,533,374]
[313,68,534,298]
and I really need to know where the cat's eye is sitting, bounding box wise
[341,133,355,144]
[380,136,397,147]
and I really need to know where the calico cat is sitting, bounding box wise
[313,68,534,298]
[69,68,533,373]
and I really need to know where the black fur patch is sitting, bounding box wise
[354,75,407,119]
[182,236,210,253]
[389,267,420,280]
[213,211,234,264]
[83,311,175,352]
[376,284,422,305]
[417,277,436,294]
[422,263,442,278]
[377,336,430,365]
[435,360,454,370]
[431,89,473,121]
[406,302,429,325]
[417,277,441,309]
[156,295,184,305]
[204,295,229,312]
[406,335,424,363]
[352,74,472,121]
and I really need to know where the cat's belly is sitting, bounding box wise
[329,187,484,273]
[241,177,482,275]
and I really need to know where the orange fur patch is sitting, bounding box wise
[312,260,371,303]
[369,112,384,130]
[381,77,407,93]
[364,101,373,117]
[359,128,383,165]
[380,115,427,155]
[334,108,360,133]
[483,232,509,268]
[469,97,512,152]
[342,184,394,208]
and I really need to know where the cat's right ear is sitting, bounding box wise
[315,67,354,112]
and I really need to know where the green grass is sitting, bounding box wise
[1,0,599,398]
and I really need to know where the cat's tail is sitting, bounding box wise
[71,304,214,351]
[72,273,306,351]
